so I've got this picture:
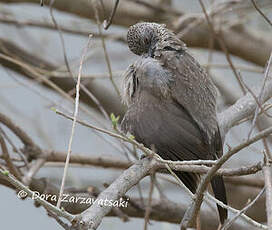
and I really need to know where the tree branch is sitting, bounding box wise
[218,73,272,138]
[78,158,155,229]
[74,71,272,229]
[1,1,272,66]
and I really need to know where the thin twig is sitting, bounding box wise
[0,53,79,110]
[181,125,272,229]
[127,0,182,16]
[10,146,266,177]
[80,84,109,120]
[160,175,267,229]
[47,209,72,230]
[48,0,111,123]
[48,0,112,132]
[238,71,272,119]
[251,0,272,27]
[198,0,246,94]
[221,187,265,230]
[56,35,93,208]
[103,0,119,30]
[49,0,73,77]
[144,173,155,230]
[164,161,263,177]
[54,109,265,177]
[0,168,75,222]
[155,158,216,166]
[0,112,39,149]
[248,52,272,139]
[206,35,214,75]
[22,158,46,185]
[78,157,155,229]
[55,109,135,144]
[263,163,272,229]
[206,193,268,230]
[46,151,132,169]
[0,133,21,179]
[0,126,29,167]
[235,102,272,126]
[0,16,126,42]
[93,0,121,98]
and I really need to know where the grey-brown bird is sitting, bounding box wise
[121,22,227,224]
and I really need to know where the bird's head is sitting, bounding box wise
[127,22,164,56]
[127,22,185,56]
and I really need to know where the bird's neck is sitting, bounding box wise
[154,28,186,52]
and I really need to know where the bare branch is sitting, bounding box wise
[0,112,39,150]
[221,187,265,230]
[218,74,272,138]
[0,173,251,230]
[165,161,263,177]
[103,0,119,30]
[0,168,75,222]
[263,164,272,229]
[180,125,272,229]
[251,0,272,27]
[93,0,121,98]
[0,133,21,179]
[78,158,155,229]
[144,174,155,230]
[1,1,272,66]
[248,52,272,139]
[57,35,93,208]
[22,158,46,185]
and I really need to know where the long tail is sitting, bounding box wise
[211,175,228,224]
[175,171,228,224]
[174,171,199,193]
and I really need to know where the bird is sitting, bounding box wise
[121,22,227,224]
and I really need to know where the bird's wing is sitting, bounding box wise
[121,91,211,161]
[121,54,227,220]
[155,50,222,157]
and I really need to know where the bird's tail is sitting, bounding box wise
[175,171,228,224]
[211,175,228,224]
[174,171,199,194]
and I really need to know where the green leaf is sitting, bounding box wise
[50,107,57,113]
[2,170,9,176]
[110,113,120,128]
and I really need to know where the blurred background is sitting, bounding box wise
[0,0,272,229]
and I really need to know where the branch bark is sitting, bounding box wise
[1,1,272,66]
[1,1,272,229]
[0,174,249,230]
[218,73,272,138]
[74,71,272,229]
[0,38,123,115]
[263,165,272,229]
[78,158,155,229]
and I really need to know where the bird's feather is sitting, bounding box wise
[122,22,228,223]
[155,49,218,142]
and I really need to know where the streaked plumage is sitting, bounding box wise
[121,22,227,224]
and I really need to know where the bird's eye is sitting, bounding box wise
[144,37,149,44]
[164,46,176,51]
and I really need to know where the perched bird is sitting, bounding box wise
[121,22,227,224]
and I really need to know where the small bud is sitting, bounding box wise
[2,170,9,176]
[50,107,57,113]
[110,113,120,129]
